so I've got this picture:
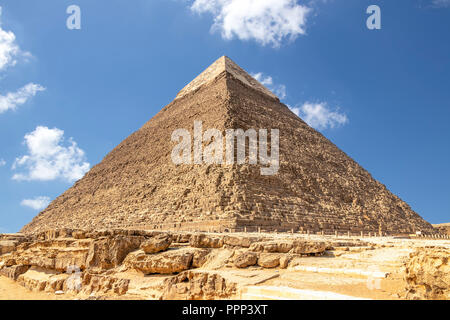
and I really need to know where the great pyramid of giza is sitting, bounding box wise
[22,56,435,235]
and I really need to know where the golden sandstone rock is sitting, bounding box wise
[234,252,258,268]
[141,234,172,254]
[404,248,450,300]
[258,253,281,268]
[189,234,224,249]
[249,240,327,255]
[0,229,449,300]
[223,235,261,248]
[132,249,195,275]
[161,271,237,300]
[85,236,144,271]
[0,241,17,255]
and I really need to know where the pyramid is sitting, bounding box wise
[22,56,435,235]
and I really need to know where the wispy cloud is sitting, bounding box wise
[251,70,348,130]
[0,83,46,114]
[190,0,311,47]
[431,0,450,8]
[290,102,348,130]
[0,158,5,167]
[251,72,287,99]
[21,196,50,211]
[12,126,90,183]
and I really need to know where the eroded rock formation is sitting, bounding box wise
[1,229,449,300]
[404,248,450,300]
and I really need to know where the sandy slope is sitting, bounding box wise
[0,275,74,300]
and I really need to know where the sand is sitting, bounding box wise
[0,275,71,300]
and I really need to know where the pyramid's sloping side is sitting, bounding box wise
[223,73,434,234]
[22,72,243,234]
[22,69,434,235]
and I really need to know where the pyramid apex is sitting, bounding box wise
[175,56,278,101]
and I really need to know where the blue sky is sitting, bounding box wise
[0,0,449,233]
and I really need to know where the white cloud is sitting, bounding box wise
[0,8,19,71]
[251,72,287,99]
[290,102,348,130]
[0,7,30,71]
[12,126,90,182]
[0,158,5,167]
[0,8,44,114]
[0,83,46,114]
[21,196,50,211]
[191,0,311,47]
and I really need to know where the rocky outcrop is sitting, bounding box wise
[258,253,281,268]
[404,248,450,300]
[192,249,211,268]
[2,229,448,300]
[130,249,195,274]
[0,241,18,255]
[189,234,223,249]
[223,236,262,248]
[234,252,258,268]
[279,255,291,269]
[249,240,327,255]
[0,265,30,280]
[290,241,328,255]
[3,239,89,272]
[17,267,68,292]
[160,271,237,300]
[141,234,172,254]
[81,273,129,296]
[0,233,28,241]
[86,236,144,271]
[172,233,191,244]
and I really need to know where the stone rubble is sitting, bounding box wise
[1,229,449,300]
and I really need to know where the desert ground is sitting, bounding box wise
[1,230,449,300]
